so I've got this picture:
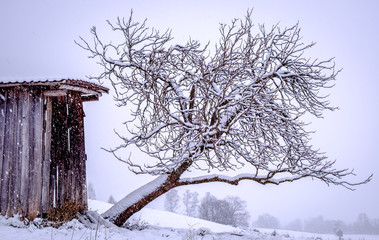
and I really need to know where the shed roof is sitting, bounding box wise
[0,78,109,101]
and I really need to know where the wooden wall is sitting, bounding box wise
[50,91,87,214]
[0,87,87,220]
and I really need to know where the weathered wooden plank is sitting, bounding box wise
[76,95,87,211]
[56,96,66,208]
[1,89,16,216]
[41,97,52,216]
[77,94,83,207]
[51,96,69,209]
[49,124,57,209]
[68,92,77,204]
[27,90,44,219]
[7,88,20,217]
[27,90,36,219]
[63,94,71,206]
[64,91,87,211]
[32,92,44,218]
[1,90,11,215]
[13,88,24,215]
[49,147,57,208]
[0,89,8,210]
[50,97,60,209]
[20,90,31,217]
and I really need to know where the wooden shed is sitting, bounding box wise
[0,78,108,220]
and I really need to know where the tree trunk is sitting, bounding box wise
[102,161,190,227]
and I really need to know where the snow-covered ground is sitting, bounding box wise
[88,199,238,233]
[1,200,378,240]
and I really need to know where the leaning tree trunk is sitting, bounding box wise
[101,162,190,227]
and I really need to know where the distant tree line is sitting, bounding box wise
[252,212,379,235]
[252,213,281,229]
[164,190,250,228]
[298,213,379,235]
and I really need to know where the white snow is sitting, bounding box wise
[0,77,99,85]
[90,198,237,233]
[179,173,267,185]
[101,175,169,219]
[130,207,238,233]
[1,199,379,240]
[88,199,114,214]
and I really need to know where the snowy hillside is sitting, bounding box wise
[88,199,238,233]
[1,200,379,240]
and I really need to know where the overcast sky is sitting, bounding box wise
[1,0,378,224]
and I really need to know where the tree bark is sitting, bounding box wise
[102,161,190,227]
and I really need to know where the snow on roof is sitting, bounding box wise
[0,77,109,94]
[0,77,95,84]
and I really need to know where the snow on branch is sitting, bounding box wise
[102,174,169,220]
[78,9,370,187]
[178,169,372,191]
[78,10,372,226]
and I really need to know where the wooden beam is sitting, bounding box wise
[58,85,102,98]
[81,94,99,102]
[43,90,67,97]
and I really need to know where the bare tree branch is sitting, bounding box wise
[78,10,371,226]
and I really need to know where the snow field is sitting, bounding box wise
[0,200,378,240]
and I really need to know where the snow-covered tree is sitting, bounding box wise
[198,192,229,225]
[78,10,371,226]
[253,213,281,229]
[87,182,96,200]
[353,213,373,234]
[108,195,117,204]
[304,215,328,233]
[285,218,303,232]
[225,196,250,228]
[164,189,180,213]
[371,218,379,235]
[198,193,250,228]
[182,190,199,217]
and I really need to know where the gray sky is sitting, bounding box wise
[1,0,378,224]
